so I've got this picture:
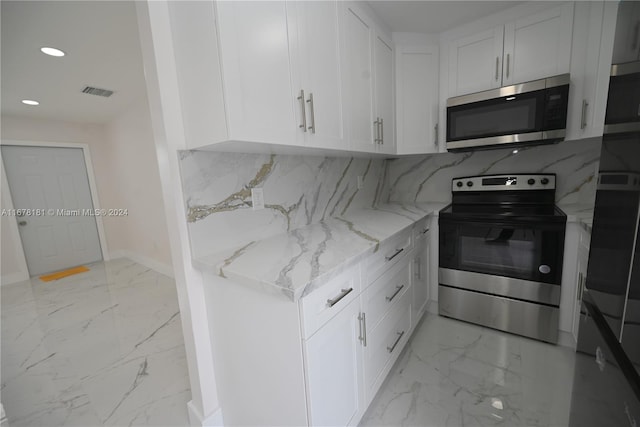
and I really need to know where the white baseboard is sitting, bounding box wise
[1,271,29,286]
[188,401,224,427]
[109,249,174,278]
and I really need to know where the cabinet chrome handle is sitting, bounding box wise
[385,248,404,261]
[386,330,405,353]
[422,228,429,235]
[297,89,307,132]
[358,312,367,347]
[380,118,384,145]
[326,287,353,308]
[306,93,315,134]
[506,53,510,79]
[495,56,500,81]
[581,100,589,130]
[595,346,606,371]
[434,123,438,146]
[385,284,405,302]
[373,118,380,144]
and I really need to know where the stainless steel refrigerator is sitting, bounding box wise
[568,3,640,426]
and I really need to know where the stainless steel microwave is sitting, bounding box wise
[446,74,570,151]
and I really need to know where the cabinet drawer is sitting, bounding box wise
[362,255,411,331]
[412,216,430,242]
[364,227,412,285]
[300,266,361,339]
[363,289,411,397]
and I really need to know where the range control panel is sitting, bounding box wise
[452,174,556,192]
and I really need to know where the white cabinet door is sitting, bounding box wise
[396,44,439,155]
[448,26,504,96]
[572,232,590,342]
[611,1,640,64]
[293,1,346,150]
[374,33,395,154]
[343,3,376,152]
[412,234,430,322]
[215,1,298,145]
[502,3,574,86]
[304,297,363,427]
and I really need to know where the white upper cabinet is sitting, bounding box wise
[447,3,574,97]
[289,1,346,150]
[611,1,640,64]
[215,1,298,146]
[448,27,504,96]
[502,4,574,86]
[374,33,395,154]
[343,4,377,153]
[396,42,439,155]
[343,3,394,154]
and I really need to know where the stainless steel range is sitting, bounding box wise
[438,174,567,343]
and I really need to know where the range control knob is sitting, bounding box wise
[528,178,536,185]
[466,181,473,187]
[456,181,463,188]
[541,177,550,185]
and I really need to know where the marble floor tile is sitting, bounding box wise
[360,314,576,427]
[1,258,191,427]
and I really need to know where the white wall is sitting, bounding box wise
[1,115,107,283]
[0,107,172,282]
[102,98,172,275]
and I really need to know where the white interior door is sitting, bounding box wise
[2,145,103,276]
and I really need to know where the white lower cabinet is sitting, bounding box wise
[203,221,431,426]
[304,296,364,427]
[363,290,411,401]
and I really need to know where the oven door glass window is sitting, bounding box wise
[440,220,565,284]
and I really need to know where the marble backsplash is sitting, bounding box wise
[386,138,602,206]
[179,151,388,257]
[179,138,601,257]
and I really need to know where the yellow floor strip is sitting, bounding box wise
[40,265,89,282]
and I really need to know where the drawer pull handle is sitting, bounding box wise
[326,288,353,308]
[422,228,429,234]
[385,248,404,261]
[358,312,367,347]
[385,284,405,302]
[387,330,405,353]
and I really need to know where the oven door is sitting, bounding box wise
[439,217,566,304]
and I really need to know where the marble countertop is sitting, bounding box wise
[193,203,446,301]
[557,203,593,233]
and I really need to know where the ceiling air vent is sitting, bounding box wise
[81,86,114,98]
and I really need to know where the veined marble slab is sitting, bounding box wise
[193,203,441,301]
[558,203,594,235]
[387,138,602,207]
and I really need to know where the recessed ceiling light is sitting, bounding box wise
[40,47,65,57]
[21,99,40,106]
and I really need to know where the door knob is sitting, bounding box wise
[18,220,27,226]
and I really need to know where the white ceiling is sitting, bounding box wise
[1,1,526,126]
[368,1,524,34]
[1,1,146,125]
